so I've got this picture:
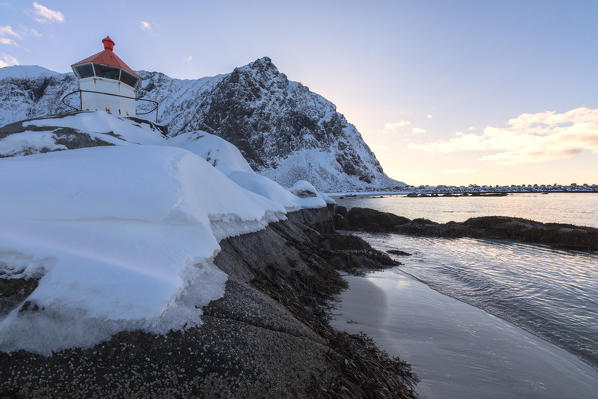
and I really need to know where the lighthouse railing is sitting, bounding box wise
[61,89,159,122]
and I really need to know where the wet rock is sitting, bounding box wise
[335,207,598,251]
[0,277,39,316]
[387,250,411,256]
[337,206,410,232]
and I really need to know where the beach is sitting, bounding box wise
[332,269,598,398]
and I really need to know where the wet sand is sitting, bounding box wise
[331,269,598,399]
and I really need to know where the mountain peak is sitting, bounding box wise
[234,56,281,80]
[247,56,276,71]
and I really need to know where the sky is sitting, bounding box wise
[1,0,597,186]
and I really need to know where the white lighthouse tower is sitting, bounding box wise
[71,36,141,117]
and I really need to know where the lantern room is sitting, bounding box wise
[71,36,141,117]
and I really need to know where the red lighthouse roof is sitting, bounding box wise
[72,36,141,79]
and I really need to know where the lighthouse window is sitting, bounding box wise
[93,64,120,80]
[120,70,139,89]
[74,64,94,78]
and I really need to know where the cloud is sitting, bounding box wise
[30,28,42,37]
[0,25,20,46]
[0,53,19,67]
[384,120,411,131]
[185,55,192,63]
[408,107,598,165]
[140,21,151,31]
[0,37,17,46]
[426,114,433,119]
[467,126,476,131]
[443,168,476,175]
[32,2,64,23]
[0,25,21,39]
[411,127,427,134]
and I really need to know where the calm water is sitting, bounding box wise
[335,195,598,368]
[359,233,598,368]
[337,193,598,228]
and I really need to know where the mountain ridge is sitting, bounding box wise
[0,58,403,190]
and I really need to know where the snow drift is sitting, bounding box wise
[0,112,329,355]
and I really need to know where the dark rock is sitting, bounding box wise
[340,207,410,232]
[411,218,438,225]
[0,277,39,316]
[336,207,598,252]
[387,249,412,256]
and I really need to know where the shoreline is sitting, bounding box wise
[2,204,596,397]
[0,207,418,398]
[332,268,598,399]
[328,191,598,198]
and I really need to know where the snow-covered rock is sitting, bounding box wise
[168,130,252,175]
[169,131,327,210]
[0,59,404,191]
[0,111,330,355]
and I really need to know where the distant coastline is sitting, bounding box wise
[330,183,598,198]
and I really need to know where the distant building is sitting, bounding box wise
[71,36,141,116]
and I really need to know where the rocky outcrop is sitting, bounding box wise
[335,207,410,232]
[0,206,417,398]
[336,207,598,251]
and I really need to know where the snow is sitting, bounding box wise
[169,131,327,210]
[229,171,325,211]
[288,180,330,208]
[0,144,288,354]
[0,112,332,355]
[0,65,61,80]
[168,131,252,175]
[259,149,386,192]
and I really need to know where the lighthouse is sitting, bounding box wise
[71,36,141,117]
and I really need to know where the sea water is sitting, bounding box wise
[332,194,598,397]
[337,192,598,228]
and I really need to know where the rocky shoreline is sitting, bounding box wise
[335,207,598,252]
[0,206,417,398]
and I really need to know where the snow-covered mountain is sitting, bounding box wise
[0,58,403,190]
